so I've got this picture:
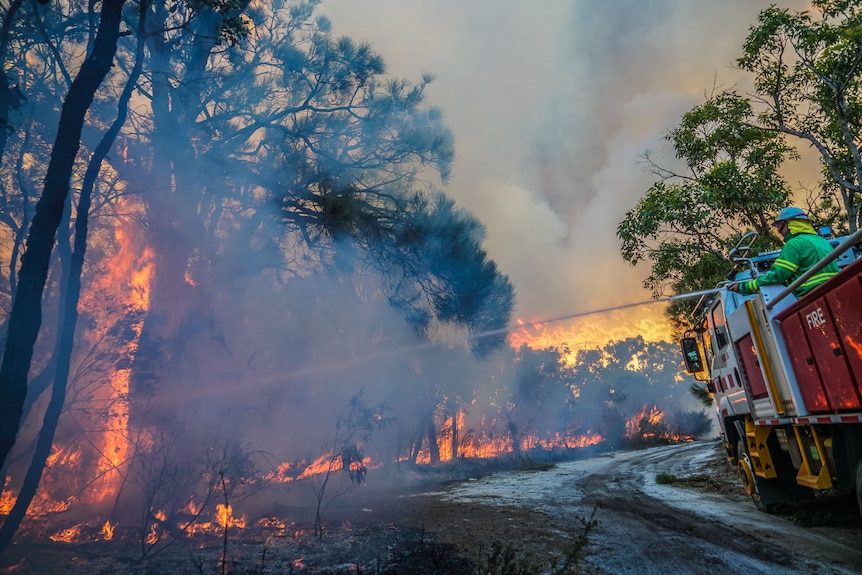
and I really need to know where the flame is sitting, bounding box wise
[623,405,692,443]
[184,269,198,286]
[49,523,85,543]
[297,453,339,480]
[145,523,161,545]
[263,462,295,483]
[258,517,287,536]
[412,412,604,463]
[217,504,231,528]
[146,510,167,545]
[101,520,115,541]
[526,431,604,450]
[216,503,245,529]
[183,504,247,537]
[509,306,672,360]
[0,199,159,524]
[184,499,202,516]
[94,224,153,489]
[46,444,82,468]
[1,478,15,514]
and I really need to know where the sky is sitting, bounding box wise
[318,0,813,344]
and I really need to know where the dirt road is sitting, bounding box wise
[3,440,861,574]
[429,440,862,574]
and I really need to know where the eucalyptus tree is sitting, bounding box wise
[617,92,794,330]
[739,0,862,231]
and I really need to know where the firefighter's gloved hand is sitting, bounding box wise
[728,282,740,293]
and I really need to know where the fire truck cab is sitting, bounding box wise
[682,228,862,515]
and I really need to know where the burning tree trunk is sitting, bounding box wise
[409,413,441,464]
[507,411,521,457]
[0,11,146,552]
[449,410,459,460]
[0,0,125,472]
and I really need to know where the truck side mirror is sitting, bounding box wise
[680,337,705,373]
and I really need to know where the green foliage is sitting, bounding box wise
[618,91,793,307]
[737,0,862,230]
[689,381,714,409]
[656,472,678,485]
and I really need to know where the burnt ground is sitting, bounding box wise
[1,440,861,574]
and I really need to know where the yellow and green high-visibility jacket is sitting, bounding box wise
[739,220,839,298]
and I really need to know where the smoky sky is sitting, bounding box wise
[320,0,813,324]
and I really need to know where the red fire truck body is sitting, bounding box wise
[684,230,862,514]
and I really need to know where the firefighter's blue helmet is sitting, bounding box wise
[774,206,808,222]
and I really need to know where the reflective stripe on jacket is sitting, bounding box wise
[739,222,839,297]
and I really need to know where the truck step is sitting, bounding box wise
[746,421,777,479]
[792,426,832,489]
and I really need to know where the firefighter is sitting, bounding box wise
[728,206,839,297]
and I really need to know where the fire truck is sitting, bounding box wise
[681,226,862,514]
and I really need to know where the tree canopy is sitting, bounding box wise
[739,0,862,231]
[619,0,862,329]
[617,93,793,300]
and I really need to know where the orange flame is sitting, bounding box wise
[49,523,85,543]
[71,199,154,505]
[509,306,672,360]
[263,462,295,483]
[216,503,245,529]
[101,520,115,541]
[413,412,604,463]
[184,269,198,287]
[184,499,202,516]
[1,477,15,514]
[145,524,161,545]
[297,453,339,480]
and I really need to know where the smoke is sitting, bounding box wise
[320,0,811,319]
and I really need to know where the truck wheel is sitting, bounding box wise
[737,440,778,513]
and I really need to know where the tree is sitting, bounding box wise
[0,0,125,474]
[617,92,794,330]
[285,185,515,355]
[738,0,862,231]
[0,0,26,163]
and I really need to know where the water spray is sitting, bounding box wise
[282,287,726,379]
[175,287,727,397]
[472,287,725,342]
